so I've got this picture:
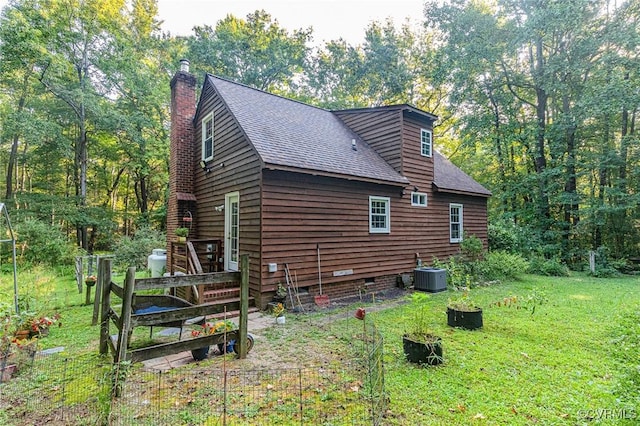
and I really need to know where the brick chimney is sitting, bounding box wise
[167,59,196,269]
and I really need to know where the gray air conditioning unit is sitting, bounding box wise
[414,268,447,293]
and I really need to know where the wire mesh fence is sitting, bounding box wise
[1,323,387,425]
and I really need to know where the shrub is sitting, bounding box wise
[588,246,625,277]
[434,249,528,288]
[488,220,520,253]
[478,251,529,281]
[459,233,484,261]
[527,255,570,276]
[432,256,474,290]
[113,226,166,272]
[11,219,76,267]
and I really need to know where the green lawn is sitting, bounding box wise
[342,274,640,425]
[1,267,639,425]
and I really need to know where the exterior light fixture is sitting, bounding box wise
[199,160,211,173]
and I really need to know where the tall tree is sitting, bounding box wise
[32,0,128,249]
[0,0,47,199]
[188,10,311,93]
[99,0,170,223]
[426,0,640,259]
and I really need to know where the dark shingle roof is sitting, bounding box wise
[433,152,492,197]
[207,75,408,186]
[206,75,490,196]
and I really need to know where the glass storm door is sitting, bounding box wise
[224,192,239,271]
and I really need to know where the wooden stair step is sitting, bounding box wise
[203,288,240,301]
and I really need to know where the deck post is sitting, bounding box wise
[99,258,113,355]
[115,267,136,363]
[237,254,249,359]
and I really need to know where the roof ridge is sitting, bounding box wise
[206,74,331,114]
[334,104,438,121]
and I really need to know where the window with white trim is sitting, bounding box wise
[369,196,390,233]
[421,128,432,157]
[411,192,428,207]
[202,112,214,161]
[450,203,463,243]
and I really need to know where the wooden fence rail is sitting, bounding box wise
[98,255,250,364]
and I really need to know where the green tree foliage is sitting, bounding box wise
[2,0,640,268]
[113,225,165,271]
[427,0,640,261]
[188,10,311,93]
[0,0,174,255]
[12,218,77,266]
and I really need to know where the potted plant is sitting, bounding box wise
[29,313,60,338]
[1,314,39,382]
[402,293,443,366]
[447,291,483,330]
[12,311,35,340]
[190,319,238,359]
[272,303,286,324]
[175,227,189,242]
[85,275,97,287]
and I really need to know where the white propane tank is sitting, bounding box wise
[148,249,167,278]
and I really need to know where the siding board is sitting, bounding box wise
[259,170,487,293]
[189,88,488,307]
[193,83,264,301]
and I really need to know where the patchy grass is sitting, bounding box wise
[2,268,639,424]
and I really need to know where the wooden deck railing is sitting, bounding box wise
[170,239,223,275]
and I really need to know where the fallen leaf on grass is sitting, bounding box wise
[473,413,486,419]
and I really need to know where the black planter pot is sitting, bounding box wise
[402,334,443,366]
[191,346,209,361]
[447,307,483,330]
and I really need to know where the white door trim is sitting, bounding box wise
[224,192,239,271]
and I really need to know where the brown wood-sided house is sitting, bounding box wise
[167,60,491,309]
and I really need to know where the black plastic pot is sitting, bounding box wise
[191,346,209,361]
[447,307,483,330]
[217,334,256,355]
[402,334,443,366]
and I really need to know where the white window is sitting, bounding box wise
[202,112,214,161]
[421,128,432,157]
[411,192,428,207]
[369,196,390,233]
[450,203,463,243]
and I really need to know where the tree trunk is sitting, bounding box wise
[594,118,610,249]
[5,134,20,200]
[487,86,509,215]
[4,74,30,200]
[533,36,550,230]
[76,55,89,251]
[135,174,149,215]
[562,94,579,261]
